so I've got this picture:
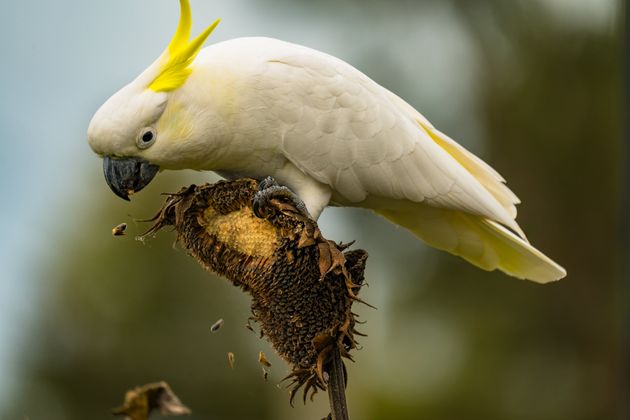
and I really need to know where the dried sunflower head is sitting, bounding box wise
[142,178,368,404]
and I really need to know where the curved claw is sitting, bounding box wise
[252,197,265,218]
[258,176,279,191]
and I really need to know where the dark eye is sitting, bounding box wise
[137,127,157,149]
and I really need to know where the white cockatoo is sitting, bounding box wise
[88,0,566,283]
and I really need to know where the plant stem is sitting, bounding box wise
[327,346,349,420]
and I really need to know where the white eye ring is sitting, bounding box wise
[136,127,157,149]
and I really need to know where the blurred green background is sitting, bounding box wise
[0,0,624,419]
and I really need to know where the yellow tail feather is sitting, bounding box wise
[377,206,566,283]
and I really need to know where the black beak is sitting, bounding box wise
[103,156,159,201]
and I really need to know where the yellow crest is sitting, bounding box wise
[149,0,220,92]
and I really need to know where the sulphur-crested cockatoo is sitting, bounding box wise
[88,0,566,283]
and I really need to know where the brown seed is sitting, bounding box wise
[258,351,271,367]
[227,352,235,369]
[210,318,224,332]
[112,223,127,236]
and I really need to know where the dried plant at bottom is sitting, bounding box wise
[112,381,190,420]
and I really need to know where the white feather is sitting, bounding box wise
[113,36,565,282]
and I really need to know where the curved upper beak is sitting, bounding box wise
[103,156,160,200]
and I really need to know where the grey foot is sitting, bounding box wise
[253,177,311,219]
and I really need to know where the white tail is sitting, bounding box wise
[377,205,566,283]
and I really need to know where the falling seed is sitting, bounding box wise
[258,351,272,368]
[262,367,269,382]
[210,318,224,333]
[245,317,256,333]
[227,352,235,369]
[112,223,127,236]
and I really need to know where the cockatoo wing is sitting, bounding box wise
[261,45,520,234]
[236,38,565,282]
[377,206,565,283]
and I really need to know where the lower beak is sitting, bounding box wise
[103,156,159,200]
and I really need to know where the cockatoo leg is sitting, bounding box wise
[253,177,312,220]
[290,181,331,220]
[270,164,332,220]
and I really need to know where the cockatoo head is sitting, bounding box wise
[88,0,219,200]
